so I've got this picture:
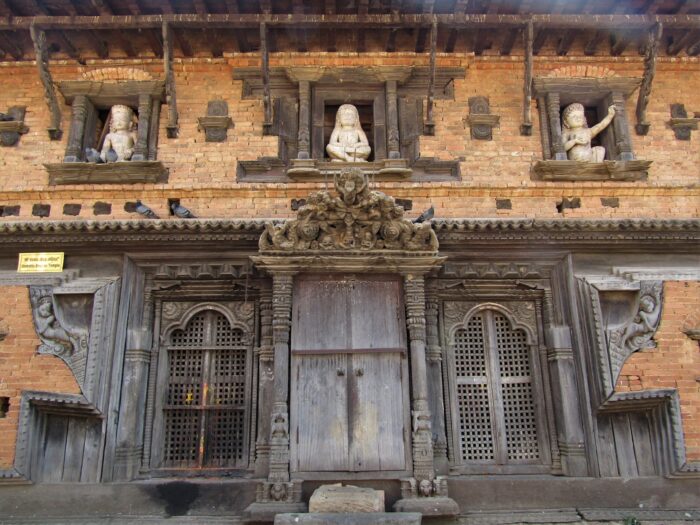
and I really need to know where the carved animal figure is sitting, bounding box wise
[326,104,371,162]
[34,297,74,355]
[562,103,616,162]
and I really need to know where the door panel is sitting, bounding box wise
[349,278,405,350]
[349,353,405,470]
[292,353,349,471]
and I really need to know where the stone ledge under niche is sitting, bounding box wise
[45,161,169,185]
[287,158,412,181]
[531,159,652,182]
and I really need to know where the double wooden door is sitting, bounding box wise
[290,274,409,474]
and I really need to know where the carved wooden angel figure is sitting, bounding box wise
[326,104,371,162]
[619,287,663,352]
[562,103,616,162]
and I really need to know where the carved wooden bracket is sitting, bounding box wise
[0,107,29,147]
[464,97,500,140]
[635,23,663,136]
[29,24,62,140]
[521,20,534,136]
[669,103,699,140]
[162,22,179,138]
[198,100,233,142]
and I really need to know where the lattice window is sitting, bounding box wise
[160,308,250,469]
[450,307,544,468]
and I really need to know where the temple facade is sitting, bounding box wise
[0,1,698,523]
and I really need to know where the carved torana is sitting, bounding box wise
[259,168,438,252]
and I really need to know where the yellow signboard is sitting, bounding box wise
[17,252,65,273]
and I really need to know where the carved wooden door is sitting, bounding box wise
[290,275,409,473]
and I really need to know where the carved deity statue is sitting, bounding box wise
[100,104,137,162]
[326,104,371,162]
[35,296,74,355]
[562,103,616,162]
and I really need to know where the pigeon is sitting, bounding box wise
[413,205,435,224]
[170,201,196,219]
[135,200,159,219]
[85,147,103,164]
[0,113,12,122]
[105,147,118,163]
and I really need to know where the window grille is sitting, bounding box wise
[161,310,249,469]
[452,309,541,466]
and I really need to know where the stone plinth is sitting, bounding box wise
[275,513,422,525]
[309,484,384,513]
[393,497,460,518]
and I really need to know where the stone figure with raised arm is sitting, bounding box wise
[326,104,371,162]
[562,103,616,162]
[100,104,138,162]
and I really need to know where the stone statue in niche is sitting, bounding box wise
[326,104,371,162]
[100,104,137,162]
[259,168,438,252]
[562,103,616,162]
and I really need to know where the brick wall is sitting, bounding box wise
[0,286,80,469]
[0,53,697,221]
[616,281,700,462]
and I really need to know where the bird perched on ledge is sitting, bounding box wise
[135,200,159,219]
[85,148,104,164]
[170,201,196,219]
[413,205,435,223]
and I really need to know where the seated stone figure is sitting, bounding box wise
[326,104,371,162]
[562,103,616,162]
[100,104,137,162]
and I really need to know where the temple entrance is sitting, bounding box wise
[289,274,410,475]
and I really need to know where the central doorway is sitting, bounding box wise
[289,274,410,476]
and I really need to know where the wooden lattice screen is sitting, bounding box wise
[162,310,249,468]
[453,310,541,465]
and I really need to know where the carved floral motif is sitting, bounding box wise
[259,168,438,252]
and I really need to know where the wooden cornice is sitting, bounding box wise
[1,13,699,31]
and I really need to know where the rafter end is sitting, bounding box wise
[520,123,533,136]
[48,128,62,140]
[635,123,650,136]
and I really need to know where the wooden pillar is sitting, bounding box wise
[64,95,89,162]
[297,80,311,159]
[254,284,274,477]
[543,287,589,476]
[132,94,152,161]
[147,101,161,160]
[386,80,401,159]
[268,272,294,482]
[610,91,635,161]
[538,97,551,160]
[425,291,448,475]
[404,274,435,481]
[546,92,567,160]
[521,20,534,136]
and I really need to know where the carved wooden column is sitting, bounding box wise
[268,272,294,482]
[386,80,401,159]
[113,274,155,480]
[64,94,89,162]
[546,92,567,160]
[542,286,589,476]
[425,290,448,475]
[610,91,635,161]
[297,80,311,159]
[403,274,435,482]
[254,284,274,477]
[132,94,152,161]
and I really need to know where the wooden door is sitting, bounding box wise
[291,275,408,473]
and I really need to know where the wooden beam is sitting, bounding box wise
[162,22,178,138]
[53,31,83,61]
[386,27,397,52]
[173,27,194,57]
[610,31,633,55]
[666,29,696,55]
[636,22,662,135]
[414,0,435,53]
[324,0,336,51]
[112,29,136,57]
[259,0,272,14]
[532,28,547,54]
[89,30,109,58]
[0,0,15,18]
[676,0,695,15]
[584,30,606,55]
[141,28,163,56]
[7,13,700,31]
[500,27,518,54]
[0,31,24,59]
[556,29,576,55]
[259,21,272,135]
[357,27,366,52]
[205,28,224,57]
[358,0,368,16]
[29,23,61,139]
[687,34,700,55]
[192,0,207,16]
[88,0,113,15]
[424,18,437,136]
[445,0,468,52]
[472,29,491,55]
[521,19,533,136]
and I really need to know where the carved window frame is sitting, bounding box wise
[441,300,555,475]
[143,300,257,475]
[45,80,168,185]
[531,78,651,182]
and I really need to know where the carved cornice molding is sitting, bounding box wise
[0,218,698,247]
